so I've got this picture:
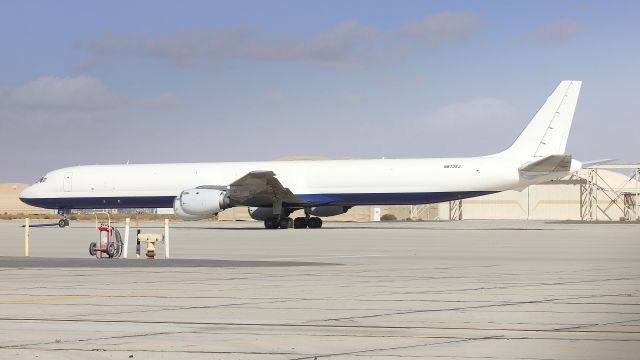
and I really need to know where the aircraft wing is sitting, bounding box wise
[226,170,307,207]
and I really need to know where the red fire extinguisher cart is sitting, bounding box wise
[89,212,122,258]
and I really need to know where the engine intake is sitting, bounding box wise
[173,198,210,221]
[178,188,229,216]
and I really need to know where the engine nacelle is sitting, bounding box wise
[179,189,229,216]
[248,207,275,221]
[310,206,350,217]
[173,198,211,221]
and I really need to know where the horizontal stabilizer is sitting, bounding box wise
[519,154,572,173]
[581,159,616,167]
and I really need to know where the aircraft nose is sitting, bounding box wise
[19,185,35,203]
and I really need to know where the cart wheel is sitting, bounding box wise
[106,242,117,258]
[89,242,96,256]
[114,228,123,257]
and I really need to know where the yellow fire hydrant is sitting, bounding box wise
[137,233,164,259]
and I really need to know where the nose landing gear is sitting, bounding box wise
[57,208,70,228]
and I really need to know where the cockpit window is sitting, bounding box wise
[37,176,47,183]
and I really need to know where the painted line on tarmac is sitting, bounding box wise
[261,255,386,261]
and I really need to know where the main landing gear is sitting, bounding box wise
[264,217,290,229]
[262,203,323,230]
[263,210,323,230]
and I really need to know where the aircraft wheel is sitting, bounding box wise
[264,217,279,229]
[279,217,293,229]
[64,219,70,227]
[293,217,308,229]
[307,217,323,229]
[89,242,96,256]
[58,219,67,228]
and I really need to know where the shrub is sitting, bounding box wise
[380,213,397,221]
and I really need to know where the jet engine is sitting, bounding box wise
[174,189,229,220]
[248,207,275,221]
[173,198,210,221]
[309,206,350,217]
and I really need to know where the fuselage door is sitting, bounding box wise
[63,172,73,192]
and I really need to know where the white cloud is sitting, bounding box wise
[258,90,289,103]
[135,93,182,109]
[78,21,386,70]
[0,76,119,110]
[523,19,581,46]
[335,90,364,103]
[77,13,484,71]
[428,97,516,125]
[400,11,481,47]
[0,76,182,114]
[408,97,521,153]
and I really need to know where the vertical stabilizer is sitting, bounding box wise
[500,80,582,159]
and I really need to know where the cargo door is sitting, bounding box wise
[63,172,73,192]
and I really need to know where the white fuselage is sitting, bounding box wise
[19,155,563,210]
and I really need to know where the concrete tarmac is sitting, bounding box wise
[0,219,639,359]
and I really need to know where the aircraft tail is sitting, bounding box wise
[499,80,582,160]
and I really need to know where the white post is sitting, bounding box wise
[123,218,130,258]
[164,218,170,259]
[372,208,381,222]
[635,167,639,220]
[24,218,30,257]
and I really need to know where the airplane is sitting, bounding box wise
[21,80,583,229]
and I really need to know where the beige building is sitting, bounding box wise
[0,183,55,215]
[438,168,639,221]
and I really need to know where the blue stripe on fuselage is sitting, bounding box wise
[20,191,496,209]
[19,196,177,209]
[295,191,496,205]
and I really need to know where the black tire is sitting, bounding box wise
[264,217,279,229]
[308,217,323,229]
[64,219,70,227]
[279,217,293,229]
[106,242,117,258]
[293,217,308,229]
[113,228,123,257]
[89,242,96,256]
[58,219,66,228]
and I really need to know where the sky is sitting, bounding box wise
[1,0,639,182]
